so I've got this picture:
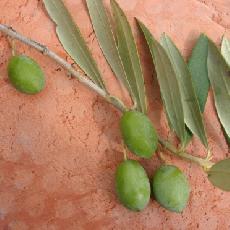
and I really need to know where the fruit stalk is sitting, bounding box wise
[0,24,127,112]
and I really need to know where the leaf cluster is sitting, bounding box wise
[43,0,230,191]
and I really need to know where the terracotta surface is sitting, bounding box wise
[0,0,229,229]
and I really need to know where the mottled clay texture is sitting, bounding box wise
[0,0,229,229]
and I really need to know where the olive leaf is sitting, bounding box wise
[188,34,209,112]
[221,36,230,67]
[185,34,210,146]
[160,34,208,148]
[43,0,105,89]
[137,21,186,143]
[207,40,230,138]
[220,36,230,144]
[111,0,147,113]
[85,0,134,100]
[208,158,230,191]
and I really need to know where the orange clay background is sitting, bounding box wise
[0,0,230,229]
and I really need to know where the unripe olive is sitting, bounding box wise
[115,160,150,211]
[120,111,158,158]
[8,55,45,94]
[152,165,190,213]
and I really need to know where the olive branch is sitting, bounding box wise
[0,24,214,170]
[0,0,230,213]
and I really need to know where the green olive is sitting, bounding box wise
[152,165,190,213]
[120,111,158,158]
[115,160,150,211]
[8,55,45,94]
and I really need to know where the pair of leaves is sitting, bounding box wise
[138,22,208,148]
[185,35,209,145]
[187,35,230,146]
[137,21,185,143]
[44,0,147,113]
[188,36,230,190]
[161,34,208,148]
[190,35,230,146]
[86,0,147,113]
[194,37,230,190]
[85,0,132,100]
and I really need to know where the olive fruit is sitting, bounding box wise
[115,160,150,211]
[152,165,190,213]
[120,111,158,158]
[8,55,45,94]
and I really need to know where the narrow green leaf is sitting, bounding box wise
[221,36,230,67]
[207,40,230,138]
[86,0,134,99]
[221,36,230,144]
[43,0,105,89]
[111,0,147,113]
[188,34,209,112]
[185,35,209,146]
[160,34,208,148]
[208,158,230,191]
[137,21,185,143]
